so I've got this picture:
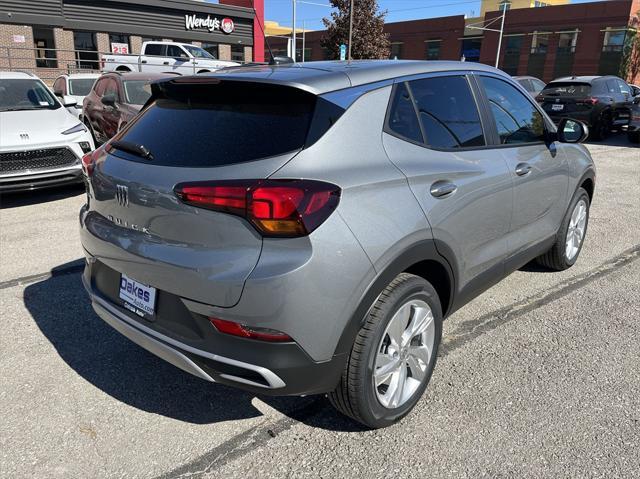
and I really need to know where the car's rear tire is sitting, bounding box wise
[628,131,640,144]
[590,112,611,141]
[328,273,442,429]
[536,187,590,271]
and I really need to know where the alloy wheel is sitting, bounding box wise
[565,199,587,261]
[374,299,435,409]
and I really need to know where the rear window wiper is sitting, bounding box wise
[110,140,154,160]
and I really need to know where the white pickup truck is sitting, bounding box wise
[102,41,239,75]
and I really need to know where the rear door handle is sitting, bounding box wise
[430,181,457,198]
[163,61,169,65]
[141,60,147,64]
[515,163,532,176]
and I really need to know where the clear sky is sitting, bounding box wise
[259,0,599,30]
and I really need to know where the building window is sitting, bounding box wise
[498,1,511,12]
[530,32,549,54]
[33,27,57,68]
[502,35,523,76]
[390,43,403,59]
[202,42,219,59]
[602,27,626,52]
[425,40,441,60]
[231,44,245,62]
[109,34,130,54]
[322,47,333,60]
[461,37,482,62]
[557,31,578,54]
[73,31,99,70]
[534,1,550,7]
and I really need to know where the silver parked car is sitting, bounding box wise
[80,61,595,428]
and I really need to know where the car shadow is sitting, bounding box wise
[584,130,633,148]
[23,260,362,431]
[0,184,85,209]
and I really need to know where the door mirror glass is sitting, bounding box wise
[633,96,640,105]
[61,95,77,107]
[101,93,116,107]
[557,118,588,143]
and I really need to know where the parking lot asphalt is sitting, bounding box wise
[1,135,639,478]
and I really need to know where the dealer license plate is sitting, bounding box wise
[119,274,157,318]
[551,104,564,111]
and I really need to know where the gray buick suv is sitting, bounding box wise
[80,61,595,428]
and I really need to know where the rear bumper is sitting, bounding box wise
[81,263,347,396]
[546,110,595,126]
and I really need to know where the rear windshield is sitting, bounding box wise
[115,81,318,167]
[541,82,591,97]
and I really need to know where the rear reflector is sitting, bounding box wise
[81,146,103,177]
[175,179,341,237]
[210,318,293,343]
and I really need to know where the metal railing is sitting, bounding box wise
[0,46,244,85]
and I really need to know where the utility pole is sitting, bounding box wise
[495,5,506,68]
[347,0,354,62]
[302,19,306,62]
[292,0,297,61]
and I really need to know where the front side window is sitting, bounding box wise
[103,79,119,100]
[183,45,214,59]
[479,76,545,145]
[0,79,60,112]
[410,76,485,149]
[167,45,188,58]
[53,77,66,95]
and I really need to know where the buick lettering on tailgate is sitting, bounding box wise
[119,274,156,317]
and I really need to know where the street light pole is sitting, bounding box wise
[348,0,354,62]
[292,0,297,61]
[495,6,506,68]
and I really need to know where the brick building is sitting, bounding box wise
[0,0,265,83]
[268,0,640,84]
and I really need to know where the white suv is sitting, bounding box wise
[52,73,100,119]
[0,72,95,193]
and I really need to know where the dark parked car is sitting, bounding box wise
[513,76,546,97]
[83,72,176,145]
[627,95,640,143]
[537,75,634,140]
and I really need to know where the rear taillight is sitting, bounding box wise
[209,318,293,342]
[81,148,100,177]
[578,97,599,106]
[175,179,341,237]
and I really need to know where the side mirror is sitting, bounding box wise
[633,96,640,105]
[54,88,64,97]
[557,118,588,144]
[62,95,77,107]
[101,93,116,107]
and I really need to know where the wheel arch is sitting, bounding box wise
[577,168,596,203]
[334,240,455,357]
[115,66,132,72]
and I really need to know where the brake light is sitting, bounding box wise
[81,147,102,177]
[578,97,599,106]
[209,318,293,342]
[175,179,341,237]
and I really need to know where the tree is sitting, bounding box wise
[321,0,390,60]
[619,12,639,82]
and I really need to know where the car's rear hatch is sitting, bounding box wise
[81,79,323,307]
[538,81,594,116]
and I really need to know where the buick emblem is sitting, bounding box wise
[19,133,29,140]
[115,185,129,207]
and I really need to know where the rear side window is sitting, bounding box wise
[115,81,317,167]
[387,82,423,143]
[479,76,545,145]
[144,44,165,56]
[541,82,591,97]
[410,76,485,149]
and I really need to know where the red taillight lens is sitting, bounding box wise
[81,147,102,177]
[175,179,341,237]
[578,97,599,106]
[209,318,293,343]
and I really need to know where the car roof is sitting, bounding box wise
[513,76,542,81]
[550,75,618,84]
[62,73,101,79]
[0,71,39,80]
[205,60,510,95]
[104,72,180,81]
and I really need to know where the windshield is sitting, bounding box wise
[69,78,96,96]
[183,45,215,59]
[541,82,591,97]
[0,79,60,111]
[123,80,153,105]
